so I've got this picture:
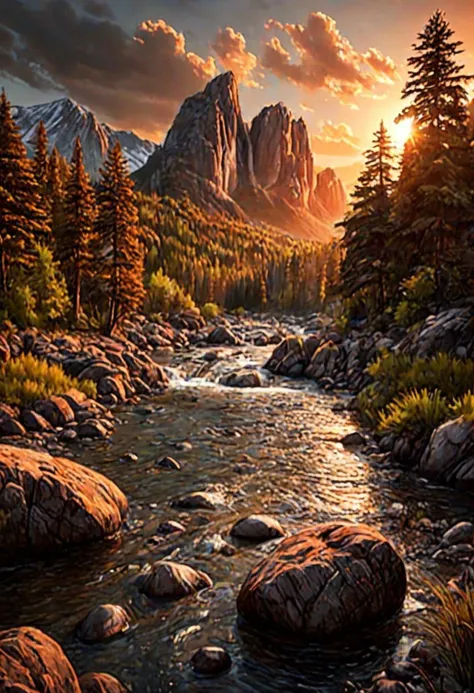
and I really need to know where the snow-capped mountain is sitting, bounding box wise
[12,97,157,177]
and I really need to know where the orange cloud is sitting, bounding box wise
[312,121,361,156]
[211,26,261,88]
[300,103,314,113]
[262,13,399,105]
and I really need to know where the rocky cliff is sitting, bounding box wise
[135,71,345,242]
[313,168,347,223]
[13,98,156,178]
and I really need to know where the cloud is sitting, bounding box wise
[81,0,115,19]
[211,26,261,88]
[0,0,217,138]
[312,121,361,156]
[300,103,314,113]
[262,12,399,105]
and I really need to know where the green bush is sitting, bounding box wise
[5,246,71,328]
[359,352,474,437]
[144,269,195,317]
[419,581,474,690]
[378,389,449,437]
[0,354,96,407]
[200,302,220,320]
[395,267,436,327]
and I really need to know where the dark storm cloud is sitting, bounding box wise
[0,0,217,137]
[81,0,115,19]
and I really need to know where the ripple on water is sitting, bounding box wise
[1,345,474,692]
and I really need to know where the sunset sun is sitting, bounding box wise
[391,117,414,149]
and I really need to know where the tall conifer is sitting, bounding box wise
[340,122,396,313]
[0,90,47,293]
[96,142,144,334]
[57,137,96,322]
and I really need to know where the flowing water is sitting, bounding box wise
[1,339,473,692]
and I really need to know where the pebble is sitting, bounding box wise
[191,647,232,676]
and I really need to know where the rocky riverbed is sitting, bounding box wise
[1,317,474,692]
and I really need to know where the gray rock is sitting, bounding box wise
[77,420,109,439]
[220,369,263,388]
[156,520,185,536]
[20,410,53,433]
[156,456,181,471]
[172,491,223,510]
[420,417,474,488]
[341,431,366,447]
[440,521,474,548]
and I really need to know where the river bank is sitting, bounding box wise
[1,321,473,692]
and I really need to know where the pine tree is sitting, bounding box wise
[47,147,65,236]
[96,142,144,335]
[340,122,396,314]
[57,137,96,322]
[394,11,474,297]
[0,90,48,293]
[34,121,49,191]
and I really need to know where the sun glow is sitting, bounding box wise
[391,117,414,150]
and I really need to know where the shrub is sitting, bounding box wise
[394,267,436,327]
[200,302,220,320]
[144,269,195,317]
[0,354,96,407]
[419,580,474,690]
[378,389,449,437]
[451,392,474,421]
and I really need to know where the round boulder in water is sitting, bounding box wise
[237,522,406,638]
[231,515,285,542]
[139,561,213,599]
[76,605,130,644]
[79,672,128,692]
[191,646,232,676]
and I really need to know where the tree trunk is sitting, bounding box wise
[74,267,81,323]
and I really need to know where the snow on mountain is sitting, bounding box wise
[12,97,157,178]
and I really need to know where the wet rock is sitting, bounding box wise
[385,660,418,683]
[77,605,130,644]
[440,521,474,548]
[98,376,128,403]
[156,520,186,536]
[172,491,223,510]
[420,417,474,488]
[191,646,232,676]
[368,680,409,693]
[208,326,241,346]
[0,626,81,692]
[77,420,109,439]
[230,514,285,542]
[78,362,117,383]
[59,428,78,443]
[237,522,406,638]
[121,452,138,463]
[156,456,181,471]
[0,444,127,559]
[79,672,128,693]
[20,409,54,433]
[341,431,366,447]
[220,369,263,388]
[139,561,213,599]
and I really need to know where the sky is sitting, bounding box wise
[1,0,474,170]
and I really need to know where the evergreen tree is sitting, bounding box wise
[57,137,96,322]
[47,147,65,236]
[394,11,474,297]
[33,121,49,191]
[96,142,144,335]
[340,122,396,314]
[0,90,48,293]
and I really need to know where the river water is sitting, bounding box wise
[1,340,473,692]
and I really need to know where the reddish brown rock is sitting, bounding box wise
[0,626,81,692]
[237,523,406,638]
[50,395,76,425]
[191,646,232,676]
[20,409,54,433]
[79,672,128,693]
[312,168,346,222]
[231,515,285,542]
[0,444,127,559]
[139,561,213,599]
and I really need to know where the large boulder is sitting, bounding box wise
[77,605,130,644]
[237,523,406,638]
[207,326,241,346]
[265,336,308,377]
[0,445,127,559]
[231,515,285,542]
[419,417,474,488]
[0,626,80,692]
[398,307,474,359]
